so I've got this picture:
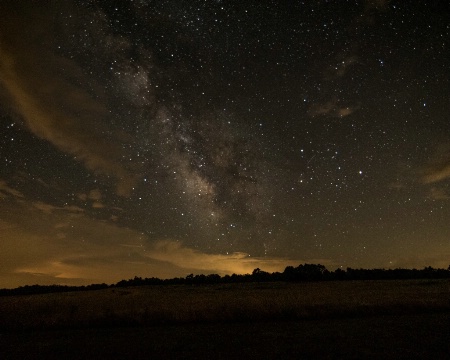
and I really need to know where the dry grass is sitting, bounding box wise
[1,279,449,330]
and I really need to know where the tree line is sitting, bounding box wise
[1,264,450,296]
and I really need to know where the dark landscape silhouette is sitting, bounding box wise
[2,263,450,296]
[2,264,450,359]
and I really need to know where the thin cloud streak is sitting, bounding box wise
[0,180,24,198]
[308,98,359,118]
[420,144,450,184]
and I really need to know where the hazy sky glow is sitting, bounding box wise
[1,1,449,288]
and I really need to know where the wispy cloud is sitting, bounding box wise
[420,144,450,184]
[142,240,324,276]
[428,187,449,200]
[0,4,142,196]
[1,198,320,287]
[78,189,106,208]
[15,239,330,286]
[308,98,359,118]
[422,164,450,184]
[32,201,84,214]
[0,180,24,198]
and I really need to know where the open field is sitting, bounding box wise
[1,279,450,358]
[1,279,450,329]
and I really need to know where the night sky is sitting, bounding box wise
[1,1,449,288]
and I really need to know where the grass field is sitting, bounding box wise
[1,279,450,358]
[1,279,449,329]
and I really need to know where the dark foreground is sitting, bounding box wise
[1,280,450,359]
[2,312,450,359]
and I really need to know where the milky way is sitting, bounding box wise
[1,1,449,287]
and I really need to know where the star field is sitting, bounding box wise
[0,1,449,287]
